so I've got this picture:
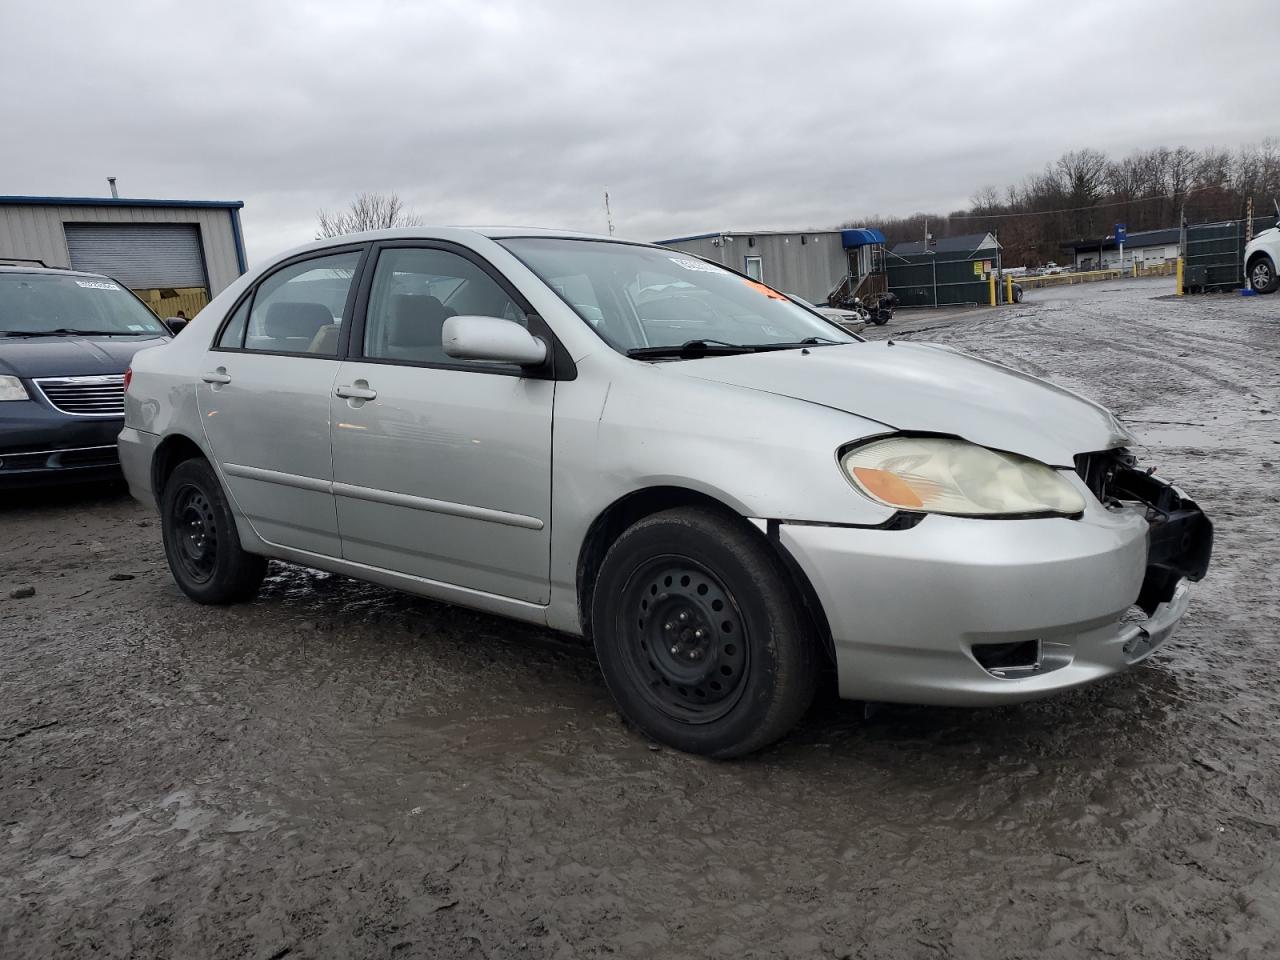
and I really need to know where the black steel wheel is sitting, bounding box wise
[161,457,266,604]
[620,558,749,724]
[170,484,219,583]
[592,507,818,758]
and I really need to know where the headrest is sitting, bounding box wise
[387,294,449,347]
[265,301,333,340]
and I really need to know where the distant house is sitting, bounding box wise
[889,232,1000,258]
[886,232,1003,307]
[1067,227,1180,271]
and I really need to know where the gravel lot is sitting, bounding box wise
[3,277,1279,959]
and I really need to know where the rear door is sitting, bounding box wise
[197,246,366,556]
[329,241,554,602]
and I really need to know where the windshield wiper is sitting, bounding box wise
[626,339,757,359]
[749,337,844,348]
[625,337,849,360]
[0,328,140,337]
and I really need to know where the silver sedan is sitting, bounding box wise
[118,228,1212,757]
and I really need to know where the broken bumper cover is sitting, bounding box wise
[779,487,1211,707]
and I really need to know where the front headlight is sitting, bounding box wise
[0,375,29,401]
[841,436,1086,517]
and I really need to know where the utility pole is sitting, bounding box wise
[603,191,615,236]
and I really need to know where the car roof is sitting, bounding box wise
[259,226,660,273]
[0,264,112,280]
[310,225,634,244]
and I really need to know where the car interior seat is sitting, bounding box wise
[383,294,455,362]
[263,301,334,352]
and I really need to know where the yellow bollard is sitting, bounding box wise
[1005,274,1014,305]
[1176,256,1184,296]
[989,274,996,306]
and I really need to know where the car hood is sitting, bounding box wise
[669,341,1131,466]
[1248,226,1279,248]
[0,334,169,379]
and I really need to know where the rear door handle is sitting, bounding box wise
[201,369,232,385]
[335,383,377,401]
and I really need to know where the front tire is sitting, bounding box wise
[160,458,266,604]
[591,507,817,758]
[1249,256,1278,294]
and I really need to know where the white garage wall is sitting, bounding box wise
[0,202,243,295]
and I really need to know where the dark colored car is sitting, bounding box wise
[0,265,172,487]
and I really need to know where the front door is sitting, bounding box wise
[330,243,554,603]
[197,247,365,557]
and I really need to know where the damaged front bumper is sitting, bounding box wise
[777,455,1213,707]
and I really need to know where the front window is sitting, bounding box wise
[238,251,361,356]
[499,238,857,355]
[0,273,168,337]
[362,246,528,367]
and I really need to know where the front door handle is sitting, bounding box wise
[335,383,377,401]
[201,368,232,385]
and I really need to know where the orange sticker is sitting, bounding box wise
[743,278,788,301]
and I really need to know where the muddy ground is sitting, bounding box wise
[3,277,1279,959]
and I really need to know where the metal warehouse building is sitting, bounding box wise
[0,195,247,317]
[656,229,887,305]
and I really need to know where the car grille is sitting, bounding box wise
[33,375,126,417]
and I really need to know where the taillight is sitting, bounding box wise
[123,367,132,392]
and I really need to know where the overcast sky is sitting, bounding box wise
[1,1,1273,262]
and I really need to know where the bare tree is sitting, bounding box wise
[316,192,423,239]
[848,137,1280,266]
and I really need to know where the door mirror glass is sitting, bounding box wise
[442,316,547,367]
[163,316,189,336]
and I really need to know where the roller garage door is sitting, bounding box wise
[64,223,208,289]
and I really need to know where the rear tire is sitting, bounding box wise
[160,458,266,604]
[1249,256,1278,294]
[591,507,817,758]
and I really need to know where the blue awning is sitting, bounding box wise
[841,228,886,248]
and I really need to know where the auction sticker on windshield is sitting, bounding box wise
[74,280,121,290]
[743,278,788,301]
[668,256,720,273]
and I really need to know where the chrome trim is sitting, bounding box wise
[333,480,545,530]
[0,443,116,458]
[219,462,545,530]
[32,374,125,418]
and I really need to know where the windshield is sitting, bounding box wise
[0,273,169,336]
[499,238,859,355]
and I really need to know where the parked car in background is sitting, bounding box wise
[120,228,1212,758]
[0,265,172,487]
[1243,213,1279,294]
[786,293,865,333]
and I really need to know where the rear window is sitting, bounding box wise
[0,273,167,336]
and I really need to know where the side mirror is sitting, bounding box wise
[163,317,189,336]
[442,316,547,367]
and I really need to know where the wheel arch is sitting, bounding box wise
[575,485,835,662]
[151,432,208,501]
[1247,249,1275,268]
